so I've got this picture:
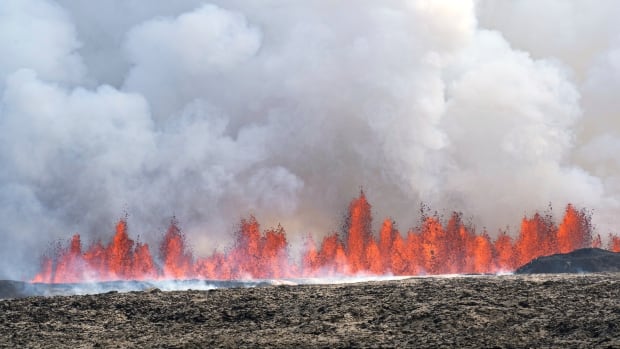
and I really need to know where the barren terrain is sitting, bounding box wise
[0,274,618,348]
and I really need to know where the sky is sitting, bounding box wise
[1,0,620,279]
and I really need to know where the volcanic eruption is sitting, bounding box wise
[32,191,620,284]
[3,3,620,348]
[2,1,620,286]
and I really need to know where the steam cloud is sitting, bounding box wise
[1,0,619,279]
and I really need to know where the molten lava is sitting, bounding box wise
[33,192,620,283]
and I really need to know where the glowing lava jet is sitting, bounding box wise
[33,192,620,283]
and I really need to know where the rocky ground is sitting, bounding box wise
[0,273,618,348]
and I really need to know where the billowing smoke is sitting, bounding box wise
[1,0,619,279]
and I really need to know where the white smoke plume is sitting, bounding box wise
[1,0,619,279]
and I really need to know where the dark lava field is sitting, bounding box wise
[1,273,618,348]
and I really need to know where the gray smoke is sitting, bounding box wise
[1,0,619,279]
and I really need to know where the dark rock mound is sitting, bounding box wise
[515,248,620,274]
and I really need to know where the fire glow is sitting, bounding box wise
[33,192,620,283]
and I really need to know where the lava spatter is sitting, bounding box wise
[33,192,618,283]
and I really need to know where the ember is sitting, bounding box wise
[33,192,620,283]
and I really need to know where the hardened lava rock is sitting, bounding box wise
[515,248,620,274]
[0,274,618,348]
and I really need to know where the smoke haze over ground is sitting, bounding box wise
[1,0,620,279]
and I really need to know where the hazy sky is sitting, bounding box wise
[1,0,619,278]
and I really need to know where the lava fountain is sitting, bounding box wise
[32,191,620,284]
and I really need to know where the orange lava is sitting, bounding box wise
[32,192,619,283]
